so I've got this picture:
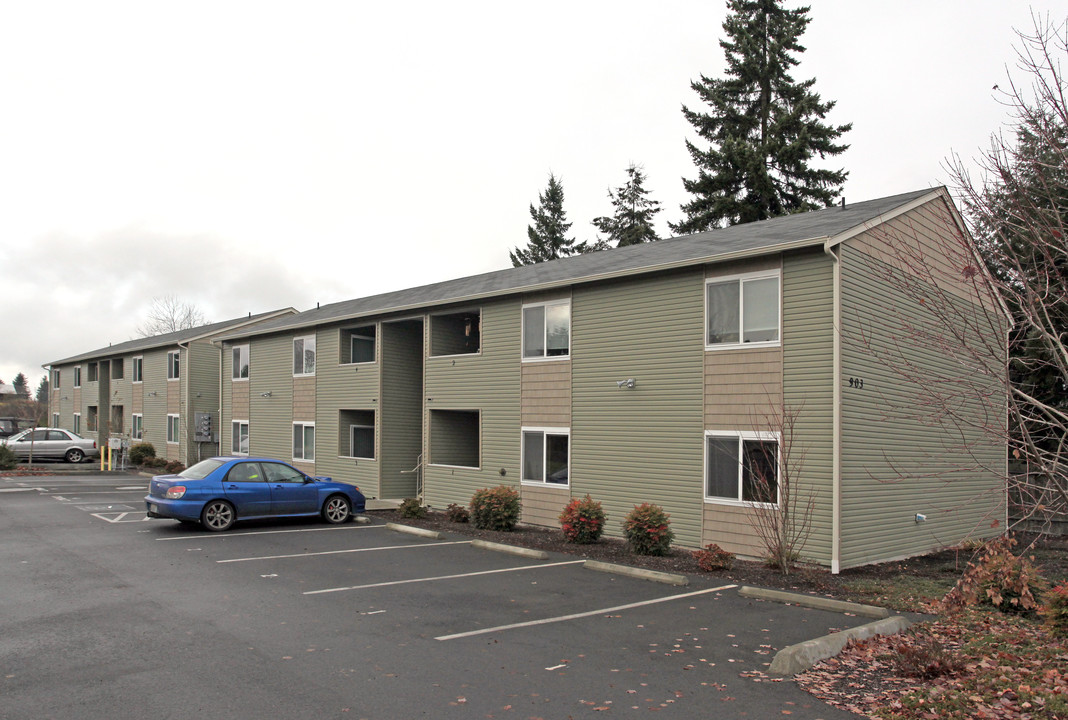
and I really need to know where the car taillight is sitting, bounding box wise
[165,486,187,499]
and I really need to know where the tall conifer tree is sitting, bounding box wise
[510,173,576,266]
[671,0,851,233]
[591,164,662,248]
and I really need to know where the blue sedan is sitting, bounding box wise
[145,456,366,532]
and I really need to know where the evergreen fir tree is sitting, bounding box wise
[510,173,576,266]
[591,164,662,248]
[35,375,48,404]
[671,0,851,234]
[12,373,28,398]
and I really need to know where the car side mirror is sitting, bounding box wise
[303,475,314,483]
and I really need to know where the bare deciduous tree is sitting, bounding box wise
[136,295,209,337]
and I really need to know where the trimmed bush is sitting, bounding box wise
[445,503,470,523]
[943,535,1048,614]
[1041,583,1068,638]
[128,443,156,465]
[470,485,521,531]
[693,543,735,571]
[398,497,427,519]
[558,495,606,544]
[148,457,169,469]
[622,503,674,556]
[0,445,17,471]
[164,460,185,475]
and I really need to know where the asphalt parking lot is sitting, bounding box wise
[0,473,870,719]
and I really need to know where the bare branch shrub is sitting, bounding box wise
[137,295,209,337]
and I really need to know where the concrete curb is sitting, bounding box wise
[768,616,912,676]
[385,522,443,539]
[471,539,549,560]
[738,586,890,619]
[353,515,372,525]
[583,560,689,586]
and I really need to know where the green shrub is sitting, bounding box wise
[1041,583,1068,637]
[146,456,169,469]
[693,543,735,571]
[558,495,606,544]
[128,443,156,465]
[470,485,521,531]
[398,497,427,518]
[622,503,674,556]
[943,535,1048,614]
[164,460,185,475]
[0,445,17,471]
[445,503,469,523]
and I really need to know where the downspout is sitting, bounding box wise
[215,340,223,459]
[178,341,190,464]
[824,239,842,574]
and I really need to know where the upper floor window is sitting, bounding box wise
[705,271,780,349]
[167,351,180,380]
[340,326,376,364]
[111,359,124,380]
[705,431,779,505]
[430,309,480,357]
[53,370,60,389]
[73,367,81,388]
[132,357,143,383]
[293,336,316,376]
[522,300,570,360]
[233,345,250,380]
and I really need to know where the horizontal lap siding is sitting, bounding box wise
[380,321,424,499]
[572,270,705,548]
[316,326,381,493]
[424,300,521,509]
[782,249,835,566]
[839,204,1005,569]
[188,341,220,464]
[521,484,571,527]
[702,504,767,559]
[142,351,168,453]
[248,336,294,463]
[521,360,571,427]
[704,349,782,430]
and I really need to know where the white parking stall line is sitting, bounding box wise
[435,584,739,642]
[91,512,154,524]
[305,559,586,595]
[218,540,473,563]
[156,524,383,541]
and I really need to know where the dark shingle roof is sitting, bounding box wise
[46,308,297,367]
[221,187,941,340]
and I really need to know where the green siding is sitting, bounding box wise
[141,350,169,452]
[380,320,424,499]
[316,325,381,493]
[839,233,1005,568]
[782,249,836,566]
[572,270,705,548]
[423,299,522,508]
[187,341,221,464]
[247,335,294,460]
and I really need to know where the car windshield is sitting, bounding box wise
[178,459,227,480]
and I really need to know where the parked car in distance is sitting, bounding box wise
[1,427,99,462]
[0,417,32,439]
[145,456,366,532]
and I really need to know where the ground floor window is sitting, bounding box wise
[521,427,569,485]
[52,413,59,428]
[87,406,98,432]
[131,414,142,440]
[73,413,81,435]
[167,414,180,444]
[428,409,479,468]
[340,409,375,459]
[705,431,779,505]
[293,422,315,462]
[232,420,249,455]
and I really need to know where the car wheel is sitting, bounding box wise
[322,495,352,524]
[65,448,85,463]
[201,500,236,532]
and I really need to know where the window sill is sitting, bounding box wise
[338,455,377,461]
[521,354,570,363]
[703,497,778,509]
[427,463,481,471]
[520,480,570,489]
[704,340,780,352]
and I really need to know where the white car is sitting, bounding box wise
[2,427,100,463]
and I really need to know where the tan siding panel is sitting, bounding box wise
[248,335,294,461]
[521,360,571,426]
[701,503,768,559]
[521,484,571,527]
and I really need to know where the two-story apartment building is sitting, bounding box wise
[46,310,295,466]
[211,187,1006,571]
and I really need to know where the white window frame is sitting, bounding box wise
[703,430,780,507]
[132,356,143,384]
[167,351,180,381]
[52,413,60,427]
[232,345,250,381]
[73,366,81,388]
[520,426,571,486]
[167,414,180,444]
[521,300,571,361]
[73,413,81,435]
[349,424,375,460]
[293,421,315,462]
[342,325,377,365]
[232,420,249,455]
[53,370,60,389]
[704,270,781,351]
[131,414,142,440]
[88,362,98,383]
[293,336,316,376]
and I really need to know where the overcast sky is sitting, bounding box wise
[1,0,1061,389]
